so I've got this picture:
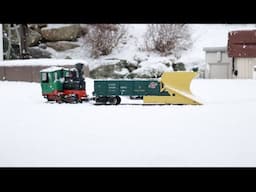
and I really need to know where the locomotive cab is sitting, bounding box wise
[40,63,88,103]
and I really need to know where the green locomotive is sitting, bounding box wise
[40,63,87,103]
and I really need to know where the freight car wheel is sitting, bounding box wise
[116,96,121,105]
[109,96,118,105]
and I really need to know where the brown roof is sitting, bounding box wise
[228,30,256,57]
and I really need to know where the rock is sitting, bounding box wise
[27,47,52,58]
[46,41,80,51]
[41,24,81,42]
[127,68,164,79]
[172,62,186,71]
[90,64,127,79]
[89,59,137,79]
[27,29,42,47]
[127,61,170,79]
[38,24,47,28]
[28,24,47,34]
[38,43,47,49]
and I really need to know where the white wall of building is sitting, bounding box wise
[204,47,232,79]
[235,58,256,79]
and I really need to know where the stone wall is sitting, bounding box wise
[0,65,90,82]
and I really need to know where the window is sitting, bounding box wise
[54,72,58,80]
[42,73,48,82]
[65,71,70,77]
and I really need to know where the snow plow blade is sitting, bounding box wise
[143,72,202,105]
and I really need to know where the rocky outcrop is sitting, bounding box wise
[27,47,52,58]
[41,24,81,42]
[172,62,186,71]
[89,59,173,79]
[90,59,138,79]
[27,29,42,47]
[28,24,47,33]
[46,41,80,51]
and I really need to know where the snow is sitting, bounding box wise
[1,78,256,167]
[45,24,256,71]
[40,66,65,72]
[44,24,73,29]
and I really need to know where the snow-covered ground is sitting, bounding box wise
[1,78,256,167]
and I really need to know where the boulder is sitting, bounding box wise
[46,41,80,51]
[172,62,186,71]
[27,29,42,47]
[89,59,137,79]
[127,61,170,79]
[27,47,52,58]
[41,24,81,42]
[38,43,47,49]
[90,64,126,79]
[28,24,47,33]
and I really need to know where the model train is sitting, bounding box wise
[40,63,202,105]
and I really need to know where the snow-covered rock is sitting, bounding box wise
[27,47,52,58]
[41,24,81,42]
[129,60,172,78]
[46,41,80,51]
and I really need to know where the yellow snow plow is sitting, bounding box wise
[143,71,202,105]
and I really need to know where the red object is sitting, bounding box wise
[43,89,87,102]
[63,90,87,100]
[228,30,256,57]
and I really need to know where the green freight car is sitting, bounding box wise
[93,79,169,105]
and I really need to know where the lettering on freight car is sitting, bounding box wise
[108,83,117,89]
[134,89,145,92]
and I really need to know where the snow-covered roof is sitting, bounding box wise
[40,66,65,73]
[203,47,227,52]
[0,59,87,66]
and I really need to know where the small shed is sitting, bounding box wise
[228,30,256,79]
[203,47,232,79]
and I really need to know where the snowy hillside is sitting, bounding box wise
[47,24,256,70]
[1,79,256,167]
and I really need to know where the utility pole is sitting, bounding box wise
[0,24,3,60]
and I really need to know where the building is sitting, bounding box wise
[228,30,256,79]
[204,29,256,79]
[203,47,232,79]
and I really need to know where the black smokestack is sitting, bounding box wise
[75,63,84,79]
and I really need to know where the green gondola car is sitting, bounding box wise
[93,79,169,105]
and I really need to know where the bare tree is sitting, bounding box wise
[144,24,192,57]
[83,24,126,58]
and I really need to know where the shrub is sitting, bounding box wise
[83,24,126,58]
[144,24,192,57]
